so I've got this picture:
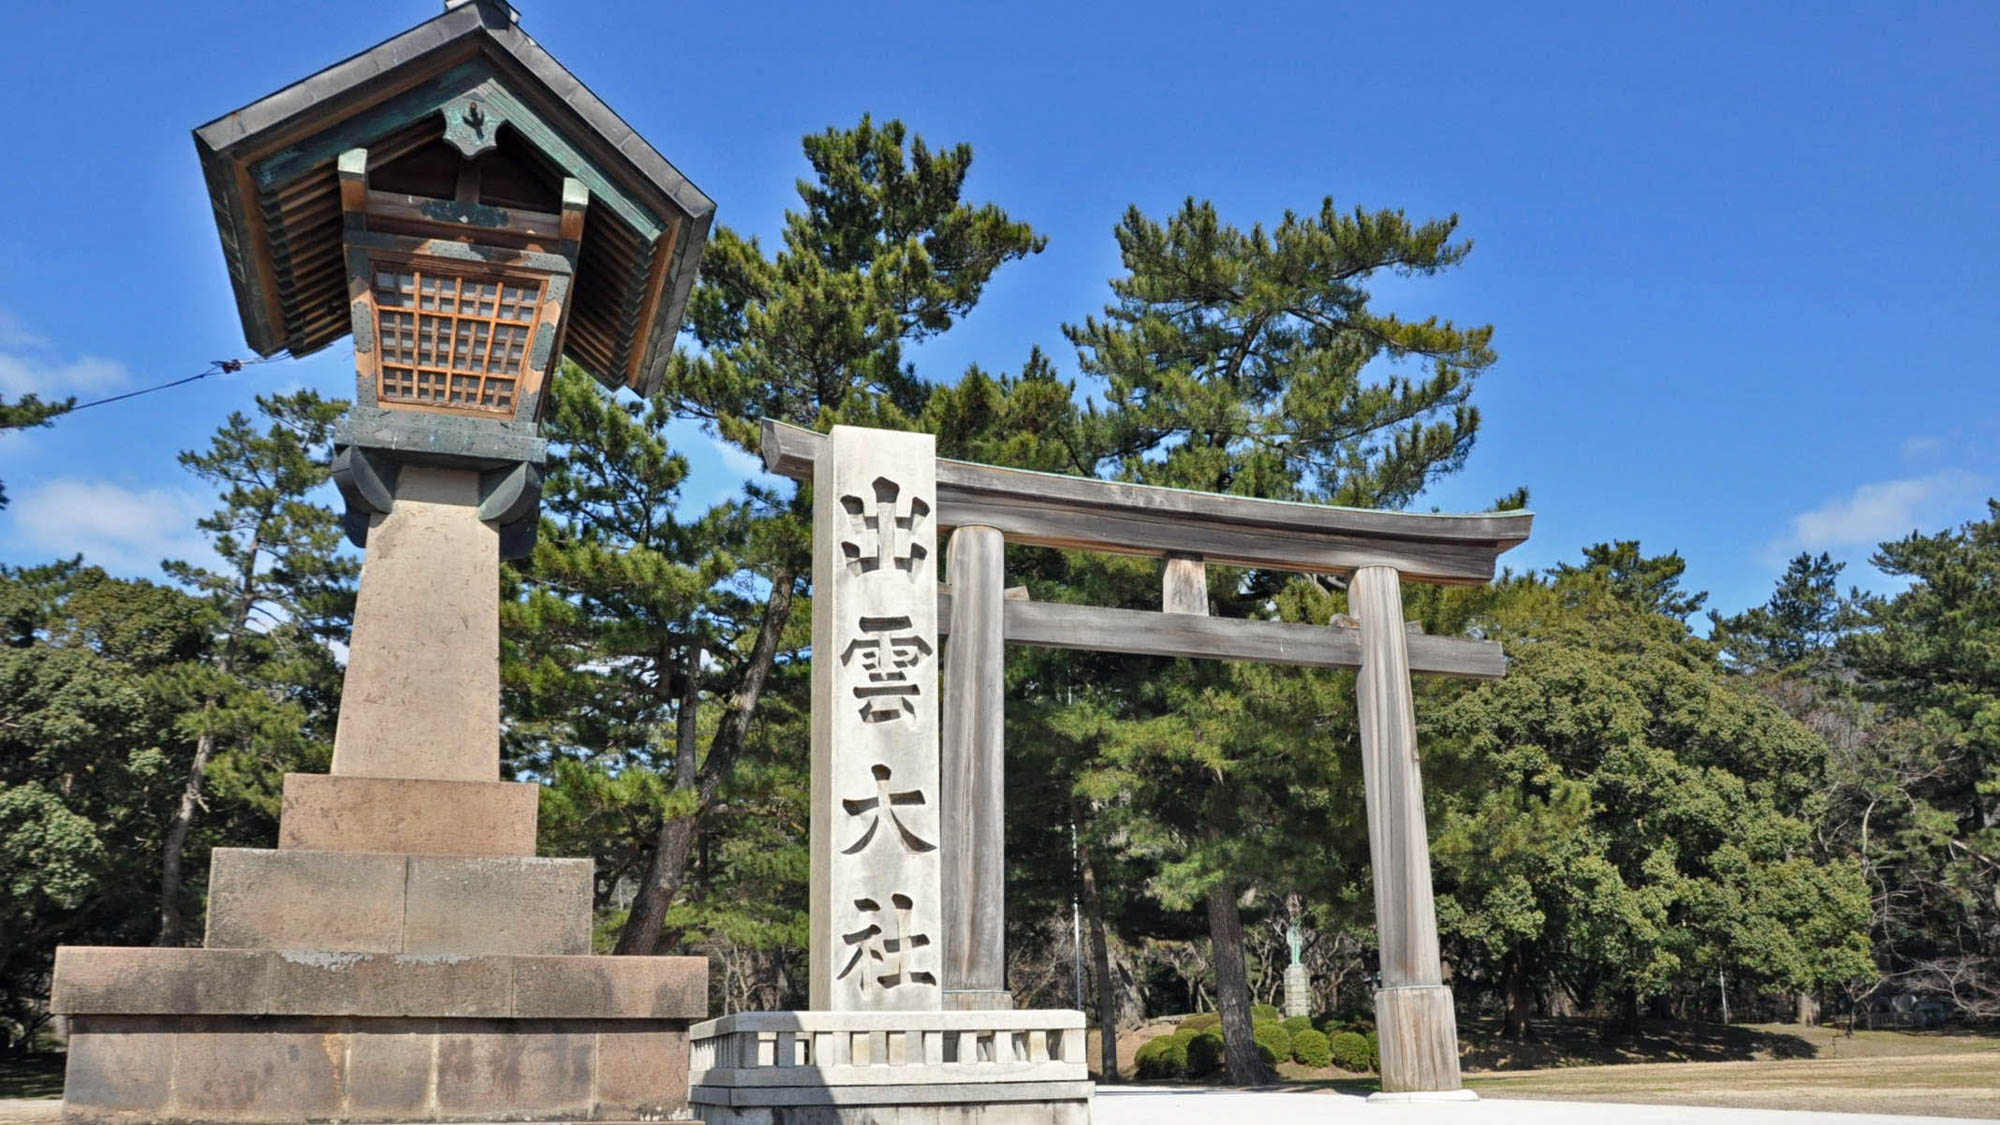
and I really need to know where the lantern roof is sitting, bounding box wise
[194,0,713,398]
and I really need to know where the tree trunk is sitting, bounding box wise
[1077,820,1118,1081]
[615,565,798,954]
[1205,877,1276,1085]
[614,640,704,954]
[1502,953,1532,1040]
[1796,990,1820,1027]
[155,726,218,946]
[157,532,262,947]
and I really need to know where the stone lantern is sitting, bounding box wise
[50,5,718,1122]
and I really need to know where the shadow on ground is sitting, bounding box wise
[1458,1016,1816,1071]
[0,1058,62,1100]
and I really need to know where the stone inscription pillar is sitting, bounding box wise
[809,426,944,1011]
[941,525,1010,1010]
[1352,564,1464,1093]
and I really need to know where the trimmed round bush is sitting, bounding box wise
[1159,1036,1192,1077]
[1252,1021,1291,1066]
[1182,1012,1220,1031]
[1281,1015,1313,1035]
[1329,1030,1372,1072]
[1365,1030,1381,1072]
[1134,1036,1170,1078]
[1290,1027,1332,1068]
[1185,1029,1226,1077]
[1251,1003,1282,1022]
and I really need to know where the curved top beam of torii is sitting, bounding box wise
[761,419,1532,586]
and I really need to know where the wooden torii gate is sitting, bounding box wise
[763,420,1532,1096]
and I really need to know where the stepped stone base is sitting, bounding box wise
[278,775,539,857]
[204,849,591,956]
[52,949,707,1125]
[690,1010,1091,1125]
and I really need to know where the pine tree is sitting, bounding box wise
[1049,197,1498,1083]
[154,391,353,945]
[0,393,72,509]
[541,116,1043,959]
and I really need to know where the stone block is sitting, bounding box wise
[204,848,406,952]
[594,1024,690,1118]
[62,1015,177,1121]
[51,947,269,1016]
[332,466,500,783]
[279,773,539,856]
[343,1018,437,1117]
[167,1017,346,1123]
[403,856,592,955]
[512,955,707,1019]
[266,951,512,1018]
[433,1020,594,1119]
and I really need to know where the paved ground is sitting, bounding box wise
[1092,1087,1978,1124]
[1,1091,1979,1124]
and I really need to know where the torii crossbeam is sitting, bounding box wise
[763,420,1532,1098]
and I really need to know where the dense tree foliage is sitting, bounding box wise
[2,118,1983,1069]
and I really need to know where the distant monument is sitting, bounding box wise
[1284,922,1311,1020]
[51,4,716,1122]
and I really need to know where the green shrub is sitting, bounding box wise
[1134,1035,1171,1078]
[1159,1037,1191,1077]
[1251,1003,1282,1022]
[1185,1029,1225,1077]
[1252,1021,1291,1065]
[1182,1012,1220,1031]
[1281,1015,1313,1034]
[1329,1030,1372,1072]
[1365,1030,1381,1071]
[1290,1027,1332,1068]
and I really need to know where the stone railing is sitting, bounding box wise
[690,1009,1087,1089]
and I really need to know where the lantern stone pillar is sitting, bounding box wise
[49,3,721,1121]
[332,466,499,781]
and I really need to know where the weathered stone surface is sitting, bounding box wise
[512,954,707,1019]
[204,848,406,952]
[342,1018,435,1117]
[434,1020,594,1119]
[332,465,500,783]
[594,1024,691,1117]
[54,948,709,1022]
[168,1017,347,1122]
[810,426,942,1012]
[62,1015,177,1119]
[266,951,512,1018]
[51,947,269,1016]
[403,856,592,955]
[60,1013,700,1124]
[279,773,539,856]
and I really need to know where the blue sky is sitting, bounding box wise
[1,0,1995,618]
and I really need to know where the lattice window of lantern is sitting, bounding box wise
[373,265,542,414]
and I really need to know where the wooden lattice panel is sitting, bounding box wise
[373,266,542,414]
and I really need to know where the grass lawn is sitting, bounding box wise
[1115,1017,2000,1118]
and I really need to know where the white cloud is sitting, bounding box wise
[0,310,128,398]
[710,433,769,480]
[0,309,48,350]
[9,478,211,575]
[0,353,128,398]
[1900,435,1944,460]
[1765,470,1990,561]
